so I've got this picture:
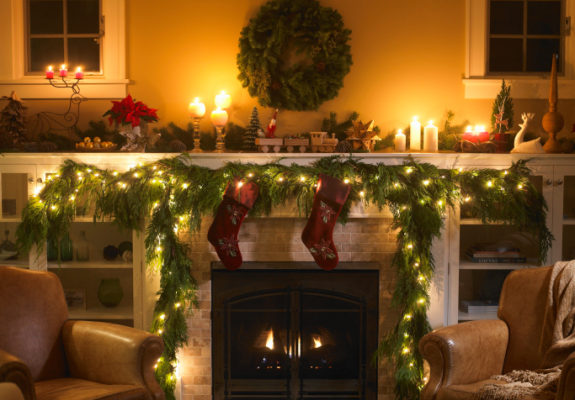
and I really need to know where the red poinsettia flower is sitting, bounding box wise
[103,94,159,127]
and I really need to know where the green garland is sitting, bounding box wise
[237,0,352,111]
[16,155,551,400]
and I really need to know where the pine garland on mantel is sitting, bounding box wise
[16,155,551,400]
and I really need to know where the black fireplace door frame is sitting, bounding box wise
[212,269,379,400]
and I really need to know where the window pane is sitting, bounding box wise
[490,1,524,34]
[30,38,64,71]
[68,0,100,34]
[527,1,561,35]
[526,39,561,72]
[489,38,523,72]
[68,38,100,71]
[29,0,63,34]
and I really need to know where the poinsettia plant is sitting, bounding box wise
[103,94,158,127]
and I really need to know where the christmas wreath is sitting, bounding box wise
[237,0,352,111]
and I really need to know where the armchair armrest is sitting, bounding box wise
[0,349,35,400]
[62,320,164,400]
[419,320,509,400]
[557,351,575,400]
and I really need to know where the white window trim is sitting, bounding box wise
[464,0,575,99]
[0,0,127,99]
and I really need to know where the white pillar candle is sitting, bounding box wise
[188,97,206,118]
[423,120,438,152]
[210,108,228,127]
[395,129,406,152]
[410,116,421,151]
[214,90,231,109]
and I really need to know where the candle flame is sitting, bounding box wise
[265,330,274,350]
[76,66,82,72]
[465,125,473,133]
[61,64,66,70]
[193,97,200,103]
[412,116,419,122]
[48,65,53,72]
[427,120,434,126]
[313,336,323,349]
[397,128,403,134]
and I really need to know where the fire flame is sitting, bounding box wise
[265,330,274,350]
[313,336,322,349]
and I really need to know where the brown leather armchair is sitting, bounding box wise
[420,266,575,400]
[0,266,165,400]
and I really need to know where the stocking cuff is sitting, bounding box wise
[224,179,259,209]
[317,174,351,205]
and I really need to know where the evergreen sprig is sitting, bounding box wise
[16,155,551,400]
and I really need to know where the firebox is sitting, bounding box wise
[212,267,379,399]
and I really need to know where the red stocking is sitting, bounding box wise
[301,174,350,270]
[207,179,259,270]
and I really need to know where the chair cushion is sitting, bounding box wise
[35,378,149,400]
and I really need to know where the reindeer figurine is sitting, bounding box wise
[511,113,545,154]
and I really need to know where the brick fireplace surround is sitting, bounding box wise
[178,209,446,400]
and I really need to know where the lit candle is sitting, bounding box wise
[423,120,438,152]
[462,125,476,143]
[75,66,84,80]
[395,129,406,152]
[59,64,68,77]
[45,65,54,79]
[210,108,228,127]
[475,125,490,143]
[410,116,421,151]
[214,90,231,109]
[188,97,206,118]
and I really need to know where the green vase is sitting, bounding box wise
[60,233,73,262]
[97,278,124,308]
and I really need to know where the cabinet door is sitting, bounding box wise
[0,165,37,269]
[553,166,575,262]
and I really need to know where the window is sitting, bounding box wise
[464,0,575,99]
[26,0,102,74]
[0,0,126,99]
[488,0,564,74]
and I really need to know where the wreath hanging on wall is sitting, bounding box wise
[237,0,353,111]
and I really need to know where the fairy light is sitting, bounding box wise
[179,215,185,222]
[278,176,284,182]
[158,329,163,335]
[406,167,413,174]
[437,200,443,206]
[422,179,430,186]
[175,302,181,309]
[300,176,306,182]
[402,347,410,354]
[404,314,412,320]
[133,172,139,178]
[486,180,493,188]
[50,205,57,210]
[247,172,254,178]
[464,196,471,202]
[394,182,400,188]
[69,195,75,201]
[157,170,164,175]
[517,183,524,189]
[406,243,413,250]
[414,262,420,267]
[153,202,159,209]
[417,297,426,305]
[152,165,157,170]
[418,274,425,282]
[182,183,189,189]
[409,362,414,367]
[156,246,162,253]
[404,332,409,338]
[344,178,350,184]
[112,171,118,176]
[76,172,83,177]
[359,190,365,197]
[159,314,166,320]
[503,170,509,176]
[94,172,100,177]
[237,181,244,188]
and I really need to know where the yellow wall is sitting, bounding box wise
[21,0,575,139]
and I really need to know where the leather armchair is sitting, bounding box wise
[0,266,165,400]
[420,266,573,400]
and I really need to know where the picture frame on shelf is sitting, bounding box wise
[64,288,86,310]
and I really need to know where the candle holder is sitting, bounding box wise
[191,117,203,153]
[29,76,86,136]
[215,125,225,153]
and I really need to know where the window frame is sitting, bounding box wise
[0,0,127,99]
[25,0,104,75]
[464,0,575,99]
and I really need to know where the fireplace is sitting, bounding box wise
[212,268,379,399]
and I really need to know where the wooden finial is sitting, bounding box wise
[549,53,558,112]
[542,53,564,153]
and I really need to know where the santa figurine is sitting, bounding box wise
[265,109,279,138]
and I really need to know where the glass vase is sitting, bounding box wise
[75,230,90,261]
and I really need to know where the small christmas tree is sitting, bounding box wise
[0,91,27,149]
[243,107,261,151]
[491,80,514,133]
